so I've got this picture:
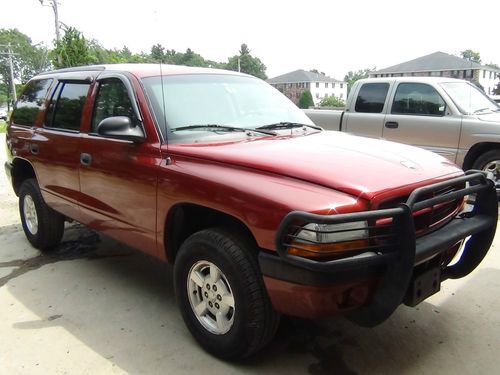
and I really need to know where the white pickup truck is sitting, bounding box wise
[304,77,500,191]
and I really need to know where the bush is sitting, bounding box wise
[298,90,314,109]
[319,95,345,108]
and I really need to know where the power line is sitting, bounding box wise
[0,44,20,103]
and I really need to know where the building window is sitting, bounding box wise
[483,70,486,78]
[306,82,310,88]
[340,83,343,89]
[316,93,319,99]
[325,83,329,88]
[340,93,343,99]
[316,82,319,88]
[490,71,493,79]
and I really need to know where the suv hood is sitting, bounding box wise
[167,131,462,200]
[477,112,500,123]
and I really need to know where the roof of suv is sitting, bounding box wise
[36,63,249,80]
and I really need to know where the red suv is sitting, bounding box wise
[4,64,497,359]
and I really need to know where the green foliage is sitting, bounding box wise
[298,90,314,109]
[460,49,481,64]
[486,63,500,70]
[0,120,6,133]
[51,27,93,68]
[319,95,345,108]
[0,28,50,108]
[344,68,375,95]
[226,44,267,80]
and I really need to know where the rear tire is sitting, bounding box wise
[19,178,65,251]
[174,228,279,360]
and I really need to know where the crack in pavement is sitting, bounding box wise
[0,227,133,287]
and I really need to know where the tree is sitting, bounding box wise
[298,90,314,109]
[51,27,93,68]
[319,95,345,108]
[226,44,267,80]
[151,43,165,62]
[460,49,481,64]
[0,28,50,108]
[344,68,375,95]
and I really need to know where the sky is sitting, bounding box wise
[2,0,499,80]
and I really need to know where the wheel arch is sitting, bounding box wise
[163,203,258,263]
[11,157,37,196]
[463,142,500,170]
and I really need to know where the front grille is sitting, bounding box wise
[377,182,465,237]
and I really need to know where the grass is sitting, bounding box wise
[0,120,6,133]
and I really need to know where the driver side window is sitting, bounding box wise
[92,78,137,133]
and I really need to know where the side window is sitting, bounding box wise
[391,83,446,116]
[354,83,389,113]
[91,79,137,133]
[11,79,52,126]
[45,82,90,131]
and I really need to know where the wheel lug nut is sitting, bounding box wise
[215,303,220,309]
[209,301,213,307]
[212,285,217,291]
[204,292,208,298]
[206,284,210,290]
[217,295,222,301]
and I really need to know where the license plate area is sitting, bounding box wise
[404,267,441,307]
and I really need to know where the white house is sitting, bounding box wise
[370,51,500,97]
[267,69,347,106]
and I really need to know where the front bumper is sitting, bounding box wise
[259,171,497,326]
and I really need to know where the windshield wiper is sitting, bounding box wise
[171,124,276,135]
[255,122,322,131]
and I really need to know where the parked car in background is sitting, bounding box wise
[4,65,497,359]
[304,77,500,192]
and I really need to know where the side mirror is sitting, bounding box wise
[97,116,145,143]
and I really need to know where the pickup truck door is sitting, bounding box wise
[343,82,392,139]
[78,75,162,257]
[382,82,461,163]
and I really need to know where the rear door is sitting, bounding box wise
[30,78,91,221]
[343,82,392,138]
[78,75,161,256]
[382,82,461,162]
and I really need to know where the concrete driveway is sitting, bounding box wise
[1,133,499,374]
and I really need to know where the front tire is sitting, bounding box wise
[472,149,500,195]
[174,228,279,360]
[19,178,65,251]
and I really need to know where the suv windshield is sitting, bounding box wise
[440,81,499,115]
[141,74,314,141]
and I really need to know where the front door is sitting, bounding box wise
[78,76,161,256]
[382,82,461,163]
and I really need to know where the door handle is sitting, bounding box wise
[385,121,399,129]
[80,153,92,166]
[29,143,39,155]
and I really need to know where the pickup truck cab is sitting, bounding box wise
[305,77,500,191]
[4,65,497,359]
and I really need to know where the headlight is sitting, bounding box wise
[289,221,369,259]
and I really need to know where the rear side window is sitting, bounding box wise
[354,83,389,113]
[11,79,52,126]
[391,83,446,116]
[45,82,90,131]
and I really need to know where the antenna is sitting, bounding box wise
[159,58,168,148]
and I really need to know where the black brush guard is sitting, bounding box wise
[259,171,497,327]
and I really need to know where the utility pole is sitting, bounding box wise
[39,0,61,43]
[0,44,19,107]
